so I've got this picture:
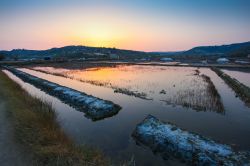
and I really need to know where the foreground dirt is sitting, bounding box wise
[0,100,32,166]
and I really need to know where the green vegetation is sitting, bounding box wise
[0,53,5,61]
[230,45,250,58]
[0,70,109,166]
[211,67,250,106]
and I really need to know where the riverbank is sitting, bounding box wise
[0,70,109,165]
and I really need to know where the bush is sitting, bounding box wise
[0,54,5,61]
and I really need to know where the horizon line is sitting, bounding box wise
[1,40,250,53]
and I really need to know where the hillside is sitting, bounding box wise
[184,41,250,57]
[0,46,149,60]
[1,41,250,61]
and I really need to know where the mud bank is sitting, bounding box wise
[212,67,250,106]
[132,115,250,166]
[5,67,121,121]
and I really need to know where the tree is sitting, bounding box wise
[13,55,18,61]
[0,54,5,61]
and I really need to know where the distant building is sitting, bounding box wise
[140,58,149,61]
[78,57,86,61]
[216,58,229,64]
[109,54,119,59]
[248,54,250,58]
[235,60,250,64]
[201,60,208,64]
[160,57,173,62]
[94,53,106,56]
[30,58,37,61]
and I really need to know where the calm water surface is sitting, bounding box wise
[4,65,250,166]
[222,69,250,87]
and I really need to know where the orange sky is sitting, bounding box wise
[1,0,250,51]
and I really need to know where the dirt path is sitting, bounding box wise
[0,100,32,166]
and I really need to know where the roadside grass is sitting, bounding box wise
[0,70,109,166]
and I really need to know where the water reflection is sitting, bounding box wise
[6,68,121,121]
[31,65,224,112]
[4,65,250,165]
[222,69,250,87]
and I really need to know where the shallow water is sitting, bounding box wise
[4,65,250,165]
[222,69,250,87]
[32,66,223,112]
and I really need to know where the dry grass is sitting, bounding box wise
[200,74,224,112]
[161,70,224,113]
[0,70,109,166]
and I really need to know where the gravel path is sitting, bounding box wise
[0,100,32,166]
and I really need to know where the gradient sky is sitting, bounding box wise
[1,0,250,51]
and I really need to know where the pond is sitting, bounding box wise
[4,65,250,166]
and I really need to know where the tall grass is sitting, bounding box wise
[0,70,109,166]
[162,70,224,113]
[200,74,224,112]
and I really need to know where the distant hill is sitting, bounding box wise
[183,41,250,57]
[149,51,184,56]
[229,45,250,57]
[0,45,149,60]
[1,41,250,61]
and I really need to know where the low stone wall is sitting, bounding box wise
[6,67,121,121]
[132,115,250,165]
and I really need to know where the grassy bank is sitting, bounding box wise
[211,67,250,106]
[0,70,109,166]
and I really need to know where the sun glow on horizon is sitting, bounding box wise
[67,19,131,49]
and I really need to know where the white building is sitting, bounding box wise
[235,60,250,64]
[94,53,106,56]
[216,58,229,64]
[109,54,119,59]
[78,57,86,61]
[201,60,208,64]
[160,57,173,62]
